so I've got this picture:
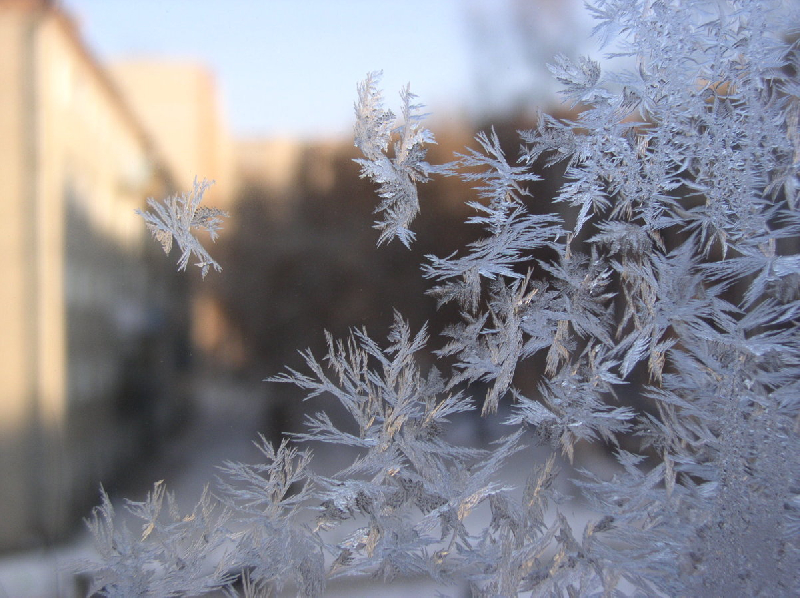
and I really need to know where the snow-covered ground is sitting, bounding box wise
[0,374,610,597]
[0,374,270,598]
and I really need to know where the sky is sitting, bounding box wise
[60,0,589,140]
[60,0,475,139]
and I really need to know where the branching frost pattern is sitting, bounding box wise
[81,1,800,595]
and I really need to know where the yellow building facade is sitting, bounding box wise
[0,0,187,550]
[109,59,234,210]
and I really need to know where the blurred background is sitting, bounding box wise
[0,0,591,592]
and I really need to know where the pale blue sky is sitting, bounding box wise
[61,0,587,139]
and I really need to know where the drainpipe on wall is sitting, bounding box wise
[22,2,66,548]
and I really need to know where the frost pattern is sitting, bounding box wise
[354,71,436,247]
[83,1,800,596]
[136,178,228,278]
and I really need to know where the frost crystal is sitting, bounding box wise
[84,1,800,595]
[136,178,228,278]
[354,71,435,247]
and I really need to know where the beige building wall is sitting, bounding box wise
[234,137,305,219]
[0,0,179,550]
[0,4,33,434]
[108,60,240,367]
[236,137,303,194]
[109,60,234,209]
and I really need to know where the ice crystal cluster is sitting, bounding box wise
[80,0,800,595]
[136,178,228,278]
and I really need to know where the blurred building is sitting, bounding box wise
[234,137,305,221]
[108,59,241,369]
[108,59,234,210]
[0,0,192,550]
[234,137,342,221]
